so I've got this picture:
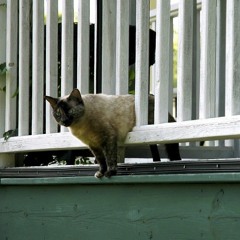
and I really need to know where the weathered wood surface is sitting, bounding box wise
[116,0,129,95]
[1,115,240,153]
[135,0,149,126]
[45,0,58,134]
[77,0,90,94]
[32,0,44,135]
[0,2,6,137]
[101,0,116,94]
[177,0,193,122]
[61,0,74,133]
[1,174,240,240]
[5,0,18,132]
[154,0,170,124]
[127,115,240,145]
[199,0,217,119]
[18,0,30,136]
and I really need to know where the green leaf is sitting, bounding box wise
[11,88,19,98]
[3,129,18,141]
[0,86,6,92]
[0,62,7,75]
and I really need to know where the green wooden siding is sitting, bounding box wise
[1,174,240,240]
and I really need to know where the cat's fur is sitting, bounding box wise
[45,89,181,178]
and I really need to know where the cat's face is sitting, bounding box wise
[45,89,85,127]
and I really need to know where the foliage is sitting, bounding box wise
[173,30,178,88]
[0,62,7,75]
[128,68,135,94]
[75,157,93,165]
[0,62,7,92]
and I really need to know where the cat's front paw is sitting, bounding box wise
[104,169,117,178]
[94,171,104,179]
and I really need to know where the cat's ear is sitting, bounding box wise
[69,88,83,102]
[44,96,58,109]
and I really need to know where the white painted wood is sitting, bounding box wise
[225,0,240,116]
[77,0,90,94]
[192,7,200,121]
[216,0,226,118]
[216,0,226,147]
[61,0,74,95]
[45,0,58,134]
[150,1,203,20]
[116,0,129,95]
[101,0,116,94]
[168,18,173,115]
[177,0,193,122]
[0,154,15,167]
[125,115,240,145]
[189,2,200,147]
[225,0,240,156]
[154,0,170,124]
[18,0,30,136]
[0,3,6,137]
[61,0,74,132]
[32,0,44,135]
[135,0,149,126]
[5,0,18,132]
[0,133,87,153]
[1,116,240,154]
[199,0,217,119]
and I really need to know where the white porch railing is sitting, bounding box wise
[0,0,240,167]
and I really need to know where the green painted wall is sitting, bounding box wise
[1,174,240,240]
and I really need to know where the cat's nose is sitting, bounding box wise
[62,119,71,127]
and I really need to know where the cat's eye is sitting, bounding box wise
[55,109,61,117]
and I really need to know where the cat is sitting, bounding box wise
[45,88,181,178]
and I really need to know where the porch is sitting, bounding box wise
[1,0,240,165]
[1,0,240,239]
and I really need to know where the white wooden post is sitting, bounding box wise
[177,0,193,122]
[32,0,44,135]
[168,18,173,115]
[45,0,58,134]
[101,0,116,94]
[135,0,149,126]
[61,0,74,95]
[116,0,129,95]
[77,0,90,94]
[5,0,18,132]
[0,1,6,137]
[115,0,130,163]
[18,0,30,136]
[199,0,217,119]
[61,0,74,132]
[199,0,217,147]
[192,5,200,121]
[2,0,16,166]
[216,0,226,118]
[154,0,170,124]
[225,0,240,156]
[216,0,226,147]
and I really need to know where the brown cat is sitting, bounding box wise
[45,88,181,178]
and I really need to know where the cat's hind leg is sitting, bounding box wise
[90,147,107,178]
[165,143,181,161]
[102,140,118,178]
